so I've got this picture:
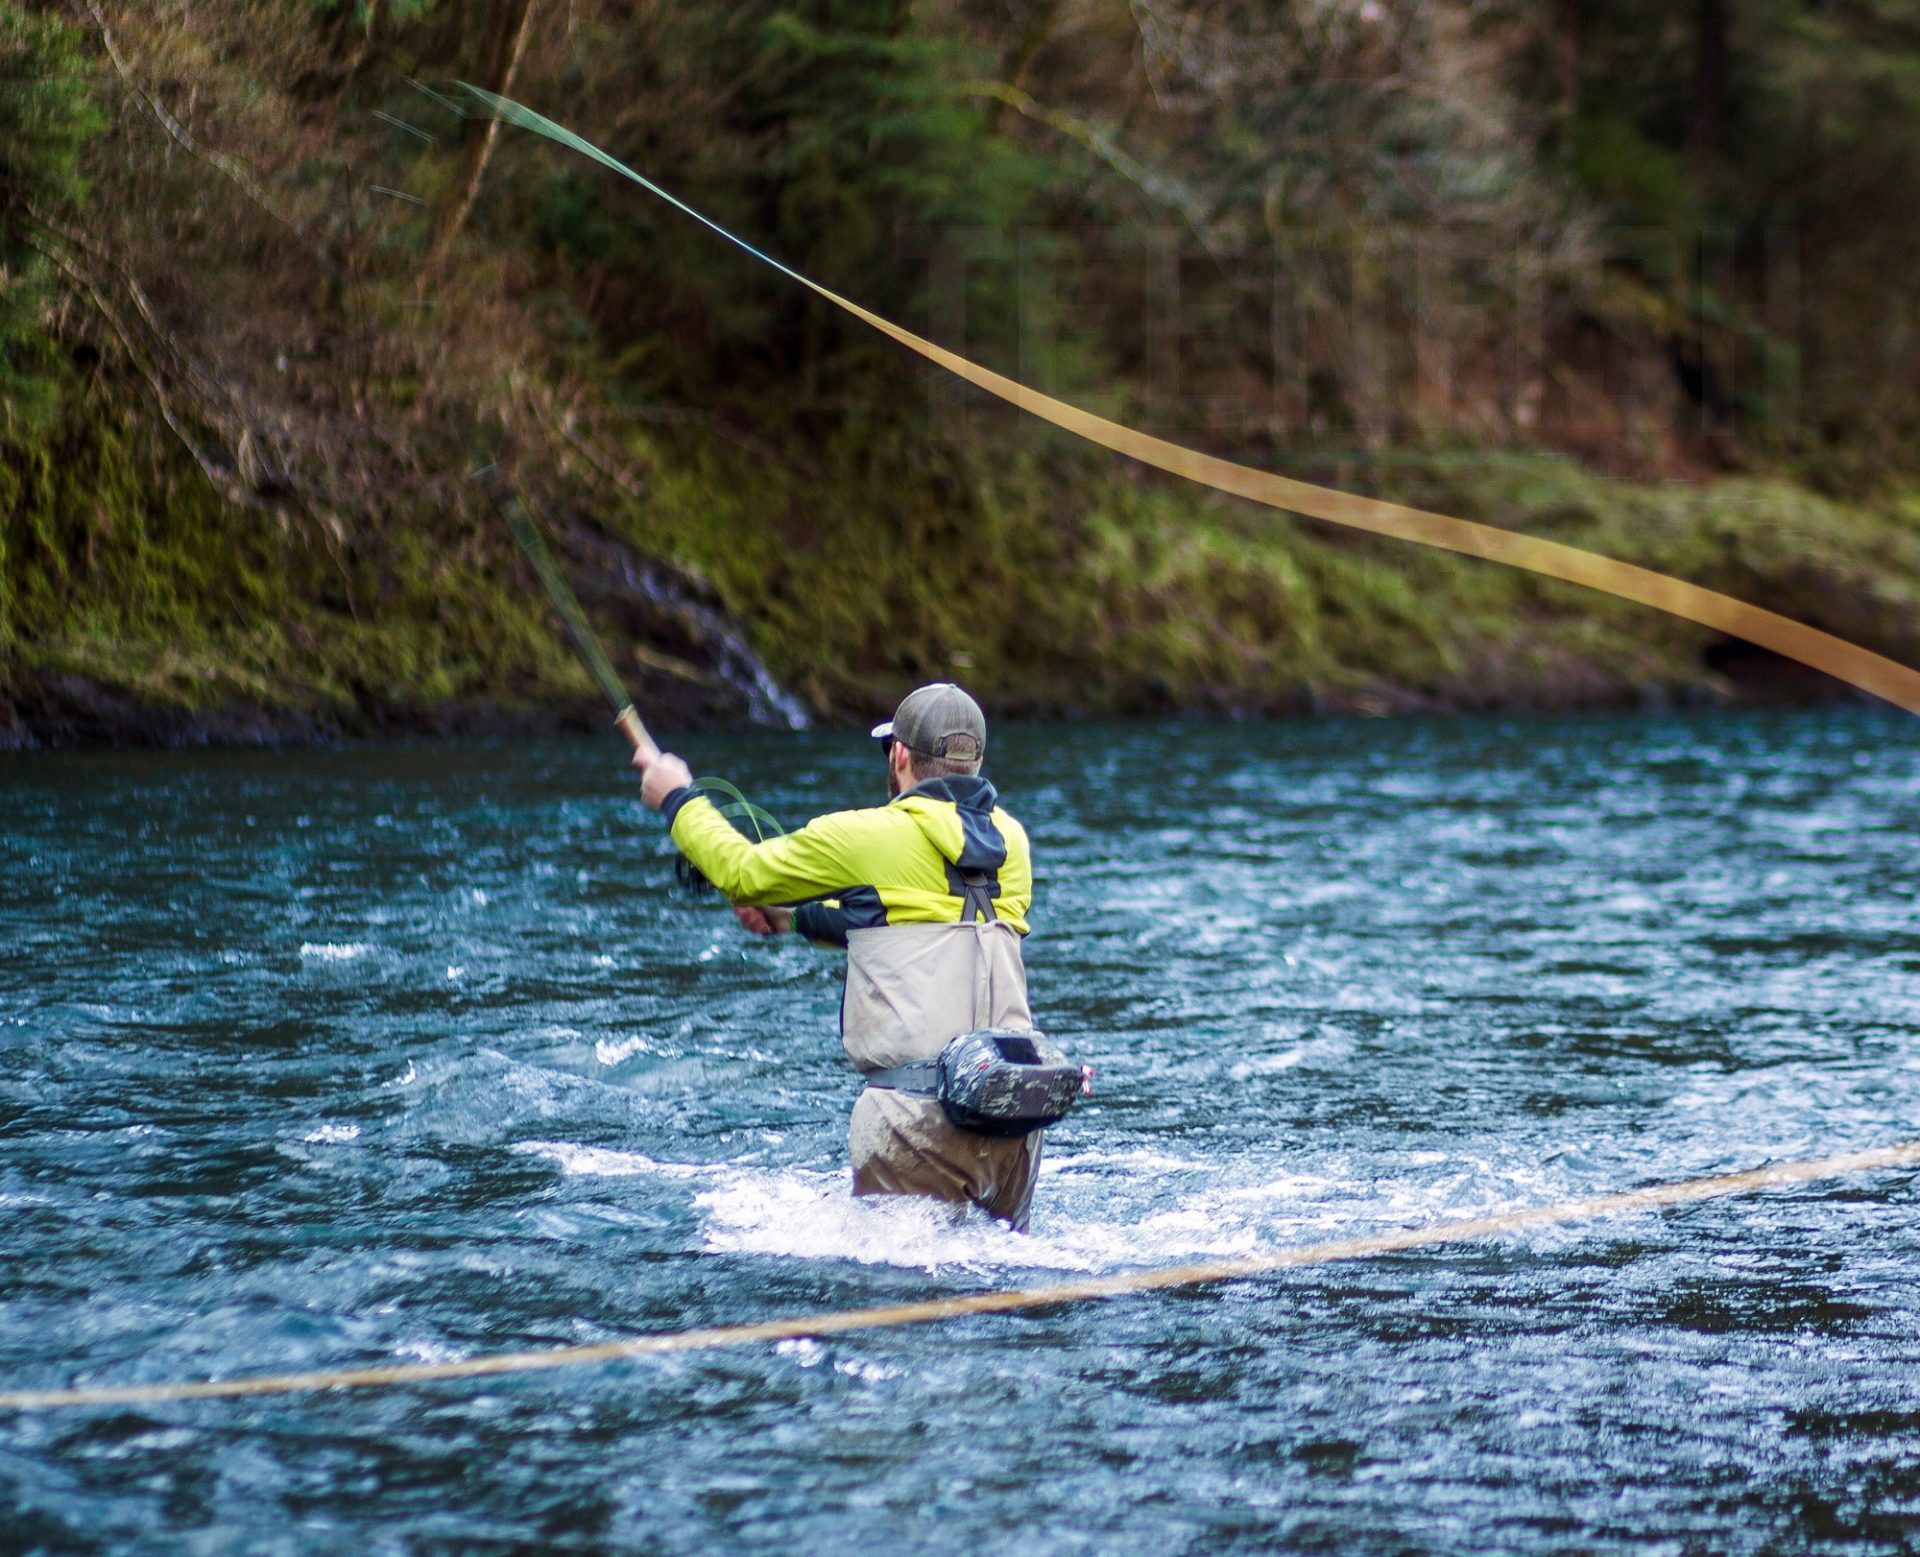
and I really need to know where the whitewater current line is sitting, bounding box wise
[3,1140,1916,1411]
[451,85,1920,717]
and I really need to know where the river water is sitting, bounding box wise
[4,709,1919,1553]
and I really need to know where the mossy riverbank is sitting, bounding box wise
[8,5,1920,750]
[7,374,1918,751]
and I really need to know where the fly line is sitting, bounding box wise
[2,1139,1915,1412]
[454,86,1920,719]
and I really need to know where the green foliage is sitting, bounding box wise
[1565,114,1699,235]
[514,1,1085,411]
[308,0,441,25]
[0,3,103,430]
[1554,0,1920,464]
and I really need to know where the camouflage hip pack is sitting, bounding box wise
[864,1029,1087,1139]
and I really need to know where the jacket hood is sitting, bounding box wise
[892,775,1004,868]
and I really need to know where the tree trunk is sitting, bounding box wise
[1688,0,1728,171]
[1554,0,1583,130]
[330,0,380,109]
[993,0,1062,128]
[428,0,541,269]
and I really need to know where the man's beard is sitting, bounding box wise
[887,764,903,799]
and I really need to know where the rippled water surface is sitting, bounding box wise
[5,710,1920,1553]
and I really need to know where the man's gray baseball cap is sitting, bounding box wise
[869,683,987,763]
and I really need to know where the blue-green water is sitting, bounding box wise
[5,710,1920,1553]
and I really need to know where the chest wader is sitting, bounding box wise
[841,878,1079,1229]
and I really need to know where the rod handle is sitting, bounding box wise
[615,705,660,765]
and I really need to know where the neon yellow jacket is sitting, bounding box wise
[665,774,1032,943]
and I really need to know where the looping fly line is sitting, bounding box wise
[10,94,1909,1420]
[3,1140,1916,1412]
[452,84,1920,718]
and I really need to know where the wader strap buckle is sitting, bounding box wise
[958,867,998,925]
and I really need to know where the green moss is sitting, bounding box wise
[11,354,1920,735]
[2,375,593,725]
[630,429,1920,717]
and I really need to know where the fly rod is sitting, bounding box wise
[476,465,785,883]
[475,463,660,765]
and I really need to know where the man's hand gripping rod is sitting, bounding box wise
[613,706,660,767]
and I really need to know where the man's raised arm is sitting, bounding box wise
[635,747,861,915]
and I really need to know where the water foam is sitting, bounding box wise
[694,1160,1328,1274]
[300,942,371,962]
[511,1132,1644,1278]
[514,1140,716,1180]
[593,1034,674,1067]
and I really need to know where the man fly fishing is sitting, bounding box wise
[633,684,1077,1231]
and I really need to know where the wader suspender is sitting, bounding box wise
[959,868,998,925]
[867,871,990,1105]
[866,858,999,1095]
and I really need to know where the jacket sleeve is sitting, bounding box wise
[793,900,850,948]
[668,794,873,907]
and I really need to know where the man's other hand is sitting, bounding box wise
[733,905,793,937]
[637,750,694,811]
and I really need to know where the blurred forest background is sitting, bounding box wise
[5,0,1920,744]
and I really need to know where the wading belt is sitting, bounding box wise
[864,1059,942,1097]
[866,1030,1084,1137]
